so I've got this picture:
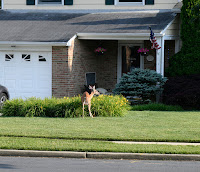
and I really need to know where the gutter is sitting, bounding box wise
[0,35,77,47]
[0,41,67,46]
[77,33,164,41]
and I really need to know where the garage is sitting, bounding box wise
[0,49,52,99]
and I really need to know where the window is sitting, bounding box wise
[115,0,144,5]
[38,0,62,4]
[39,55,46,62]
[5,54,14,61]
[22,54,31,61]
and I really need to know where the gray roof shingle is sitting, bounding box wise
[0,10,176,42]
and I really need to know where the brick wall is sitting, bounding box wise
[52,39,118,97]
[52,46,69,97]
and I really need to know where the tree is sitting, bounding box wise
[167,0,200,76]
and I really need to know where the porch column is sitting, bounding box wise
[156,37,165,76]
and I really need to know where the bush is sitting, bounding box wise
[162,74,200,110]
[1,95,130,117]
[113,68,167,104]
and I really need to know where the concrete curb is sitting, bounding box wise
[0,149,86,159]
[87,152,200,161]
[0,149,200,161]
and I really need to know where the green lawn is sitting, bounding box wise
[1,111,200,142]
[0,111,200,154]
[1,137,200,154]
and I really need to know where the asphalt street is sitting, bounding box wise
[1,156,200,172]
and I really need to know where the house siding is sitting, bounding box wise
[52,39,118,97]
[165,14,181,36]
[3,0,179,10]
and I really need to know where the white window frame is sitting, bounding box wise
[36,0,64,5]
[115,0,145,6]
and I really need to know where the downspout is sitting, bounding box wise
[1,0,4,9]
[66,34,77,47]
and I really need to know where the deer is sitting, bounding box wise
[81,85,100,118]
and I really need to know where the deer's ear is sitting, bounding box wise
[89,85,93,89]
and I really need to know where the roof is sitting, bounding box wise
[0,10,176,43]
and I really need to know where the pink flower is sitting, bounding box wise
[137,48,149,53]
[94,47,107,53]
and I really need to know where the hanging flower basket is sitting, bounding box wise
[137,48,149,56]
[94,47,107,55]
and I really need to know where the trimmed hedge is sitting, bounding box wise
[162,74,200,110]
[1,95,130,117]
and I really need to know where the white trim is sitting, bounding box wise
[156,37,162,75]
[66,34,77,46]
[163,35,179,40]
[117,42,144,83]
[0,41,67,46]
[161,36,165,76]
[36,0,64,5]
[1,0,4,9]
[77,33,163,41]
[175,39,180,53]
[0,45,52,52]
[115,0,144,6]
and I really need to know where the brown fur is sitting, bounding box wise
[81,86,100,118]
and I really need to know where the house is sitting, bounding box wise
[0,0,182,99]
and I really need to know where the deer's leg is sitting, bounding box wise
[88,103,93,118]
[82,103,85,118]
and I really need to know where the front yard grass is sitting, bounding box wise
[0,111,200,154]
[1,136,200,154]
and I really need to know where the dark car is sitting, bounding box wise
[0,85,10,108]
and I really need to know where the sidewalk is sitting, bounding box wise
[0,149,200,161]
[112,141,200,146]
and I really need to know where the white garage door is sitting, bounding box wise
[0,51,52,99]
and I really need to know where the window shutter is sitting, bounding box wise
[27,0,35,5]
[105,0,114,5]
[145,0,154,5]
[64,0,73,5]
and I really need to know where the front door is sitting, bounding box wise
[121,45,141,74]
[118,44,143,82]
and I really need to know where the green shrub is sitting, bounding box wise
[92,95,130,117]
[113,68,167,104]
[1,95,130,118]
[131,103,183,111]
[167,0,200,76]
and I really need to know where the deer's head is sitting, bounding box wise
[89,85,100,95]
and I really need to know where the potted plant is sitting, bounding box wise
[94,47,107,55]
[137,48,149,56]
